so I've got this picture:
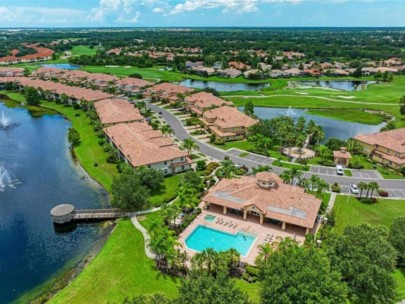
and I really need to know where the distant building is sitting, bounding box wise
[185,92,232,115]
[333,147,352,167]
[354,128,405,169]
[201,106,258,142]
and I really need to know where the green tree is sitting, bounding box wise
[358,182,368,198]
[244,100,255,117]
[217,159,237,179]
[135,166,164,192]
[259,239,347,304]
[181,138,199,156]
[24,86,41,106]
[67,127,81,147]
[400,95,405,116]
[388,217,405,266]
[111,171,150,211]
[176,269,250,304]
[325,224,397,304]
[161,124,174,137]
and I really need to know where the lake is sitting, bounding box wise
[250,107,385,141]
[41,63,81,70]
[295,80,375,91]
[0,102,109,303]
[179,79,270,92]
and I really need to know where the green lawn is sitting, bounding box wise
[49,220,179,304]
[148,174,183,207]
[377,166,405,179]
[223,76,405,126]
[40,100,119,191]
[333,195,405,234]
[333,195,405,299]
[272,159,310,171]
[306,108,386,125]
[71,46,97,56]
[233,280,261,304]
[344,169,353,177]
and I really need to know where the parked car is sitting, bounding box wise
[336,165,344,175]
[349,183,359,194]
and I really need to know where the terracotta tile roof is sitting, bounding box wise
[146,83,194,95]
[116,77,153,88]
[104,122,188,167]
[185,92,231,110]
[203,106,258,129]
[203,173,321,229]
[94,98,144,125]
[0,77,113,101]
[333,148,352,159]
[355,128,405,154]
[32,67,65,77]
[0,67,24,76]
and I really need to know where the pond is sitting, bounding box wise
[41,63,81,70]
[179,79,270,92]
[295,80,375,91]
[0,102,109,303]
[250,107,385,141]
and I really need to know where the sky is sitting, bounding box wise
[0,0,405,28]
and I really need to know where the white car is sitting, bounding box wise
[336,165,344,175]
[350,183,360,195]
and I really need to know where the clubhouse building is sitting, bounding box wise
[202,172,321,234]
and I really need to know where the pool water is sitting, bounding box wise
[185,225,257,256]
[204,215,217,222]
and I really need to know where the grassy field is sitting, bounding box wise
[71,46,97,56]
[49,220,179,304]
[332,195,405,299]
[148,174,183,207]
[222,76,405,126]
[306,108,386,125]
[333,195,405,234]
[40,100,119,191]
[233,280,260,304]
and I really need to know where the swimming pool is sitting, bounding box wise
[204,215,217,222]
[185,225,257,257]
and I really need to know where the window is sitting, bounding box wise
[147,164,151,168]
[181,157,184,161]
[181,166,185,171]
[164,161,167,165]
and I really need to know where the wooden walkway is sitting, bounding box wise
[73,209,131,221]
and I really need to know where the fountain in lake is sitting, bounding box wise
[0,110,18,130]
[281,106,297,118]
[0,166,20,192]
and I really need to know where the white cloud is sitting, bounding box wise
[169,0,303,15]
[152,7,165,13]
[89,0,140,23]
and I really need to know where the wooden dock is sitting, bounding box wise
[73,209,131,221]
[50,204,132,224]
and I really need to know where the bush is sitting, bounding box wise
[400,167,405,176]
[378,190,389,197]
[246,265,259,277]
[203,162,220,176]
[319,159,334,167]
[359,197,378,204]
[242,273,250,281]
[331,183,341,193]
[67,127,81,147]
[196,160,207,171]
[214,138,225,145]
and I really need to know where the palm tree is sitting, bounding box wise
[181,138,199,156]
[161,124,173,137]
[308,174,321,191]
[368,181,380,198]
[256,243,272,265]
[143,107,153,118]
[316,180,330,198]
[346,138,363,155]
[225,248,240,269]
[217,159,237,179]
[358,182,368,198]
[288,168,303,185]
[280,171,292,184]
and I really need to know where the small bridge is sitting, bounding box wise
[50,204,131,224]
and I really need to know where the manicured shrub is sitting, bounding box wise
[246,265,259,277]
[378,190,389,197]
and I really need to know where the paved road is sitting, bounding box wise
[148,103,405,197]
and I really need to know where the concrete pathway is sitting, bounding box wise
[326,192,337,214]
[131,215,156,259]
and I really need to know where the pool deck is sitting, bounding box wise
[179,204,318,265]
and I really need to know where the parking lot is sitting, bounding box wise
[226,149,273,165]
[310,166,383,179]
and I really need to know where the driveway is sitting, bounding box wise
[147,103,405,198]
